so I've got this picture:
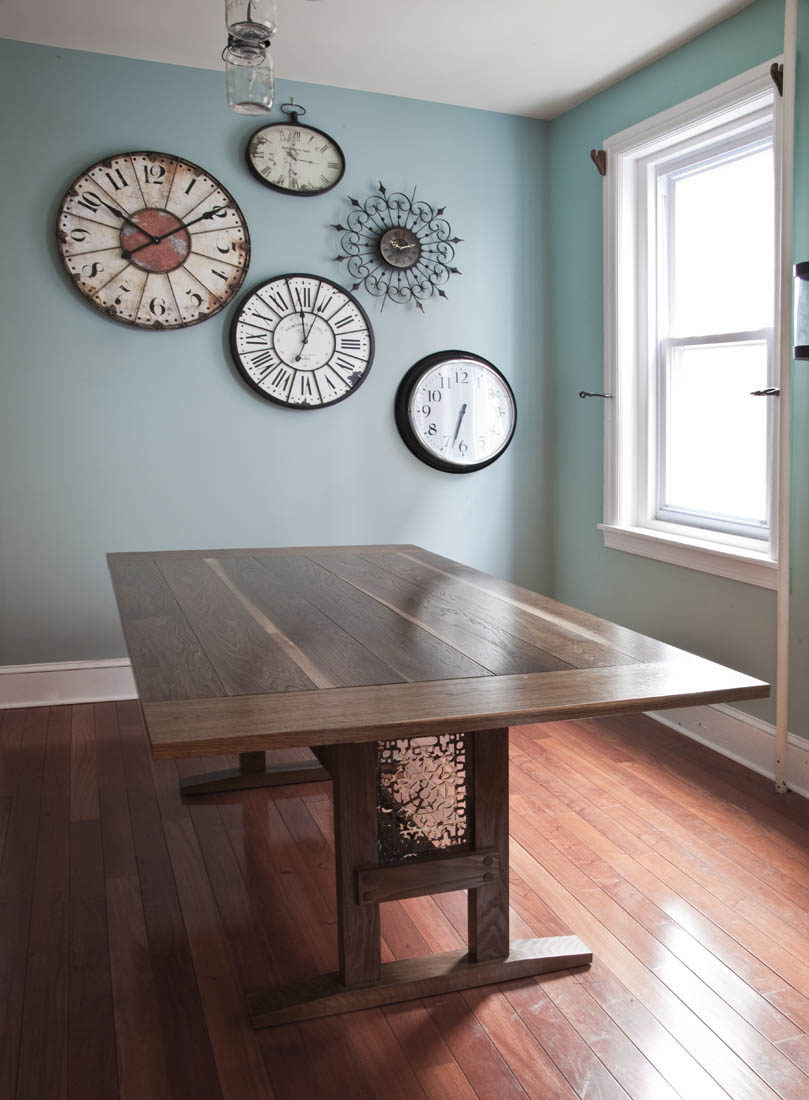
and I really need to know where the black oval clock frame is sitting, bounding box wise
[245,121,346,197]
[394,350,517,474]
[229,272,375,410]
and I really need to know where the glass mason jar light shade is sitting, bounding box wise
[225,0,277,43]
[224,44,274,115]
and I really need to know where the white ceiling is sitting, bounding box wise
[0,0,759,118]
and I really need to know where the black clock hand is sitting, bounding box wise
[122,206,226,259]
[100,199,158,241]
[295,311,320,362]
[452,403,468,446]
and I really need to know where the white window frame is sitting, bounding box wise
[599,60,782,590]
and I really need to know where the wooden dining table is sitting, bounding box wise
[107,543,768,1028]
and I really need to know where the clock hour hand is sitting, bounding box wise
[452,403,468,446]
[99,199,157,239]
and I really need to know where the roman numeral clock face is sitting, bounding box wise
[56,152,250,329]
[230,275,374,408]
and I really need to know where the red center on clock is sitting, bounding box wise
[120,209,191,273]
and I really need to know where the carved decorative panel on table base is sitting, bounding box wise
[247,728,592,1028]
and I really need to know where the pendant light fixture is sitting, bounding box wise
[223,0,277,115]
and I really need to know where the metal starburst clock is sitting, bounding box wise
[331,182,462,311]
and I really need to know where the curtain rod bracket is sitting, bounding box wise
[590,149,607,176]
[770,62,784,97]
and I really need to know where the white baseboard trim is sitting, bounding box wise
[0,659,136,709]
[648,702,809,801]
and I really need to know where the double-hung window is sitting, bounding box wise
[600,61,781,588]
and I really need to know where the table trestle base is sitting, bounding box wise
[180,751,329,796]
[248,935,592,1027]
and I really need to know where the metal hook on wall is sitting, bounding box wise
[578,390,613,399]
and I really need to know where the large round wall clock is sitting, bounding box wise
[395,351,517,473]
[56,152,250,329]
[230,274,374,408]
[246,100,345,196]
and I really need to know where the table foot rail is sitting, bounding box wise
[248,935,591,1028]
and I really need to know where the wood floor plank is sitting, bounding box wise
[422,990,530,1100]
[115,701,222,1100]
[106,874,172,1100]
[15,706,72,1100]
[162,816,274,1099]
[68,819,119,1100]
[509,747,805,1043]
[508,837,783,1100]
[6,701,809,1100]
[0,707,49,1100]
[70,703,99,822]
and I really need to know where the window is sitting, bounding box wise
[600,62,781,588]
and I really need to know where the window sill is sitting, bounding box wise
[598,524,777,589]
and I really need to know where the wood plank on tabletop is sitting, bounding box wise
[361,549,639,671]
[106,557,225,703]
[309,551,574,675]
[142,659,768,758]
[107,542,420,562]
[157,557,317,696]
[215,555,405,688]
[254,552,489,683]
[404,547,675,662]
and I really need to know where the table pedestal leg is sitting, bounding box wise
[248,728,591,1027]
[180,750,329,796]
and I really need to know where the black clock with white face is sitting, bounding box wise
[230,274,374,408]
[246,119,345,196]
[395,351,517,473]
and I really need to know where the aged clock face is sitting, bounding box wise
[395,351,517,473]
[57,152,250,329]
[379,227,421,270]
[247,123,345,196]
[230,274,374,408]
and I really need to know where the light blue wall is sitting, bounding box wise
[547,0,809,734]
[0,39,550,663]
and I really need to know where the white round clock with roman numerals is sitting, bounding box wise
[229,274,374,408]
[56,151,250,329]
[395,351,517,473]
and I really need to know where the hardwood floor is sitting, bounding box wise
[3,703,809,1099]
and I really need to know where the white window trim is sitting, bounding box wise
[600,59,782,591]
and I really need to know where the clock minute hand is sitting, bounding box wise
[452,403,468,446]
[99,199,156,239]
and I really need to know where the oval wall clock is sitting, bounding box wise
[395,351,517,473]
[246,100,345,197]
[230,273,374,408]
[56,152,250,330]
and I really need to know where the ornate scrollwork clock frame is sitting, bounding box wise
[331,182,462,312]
